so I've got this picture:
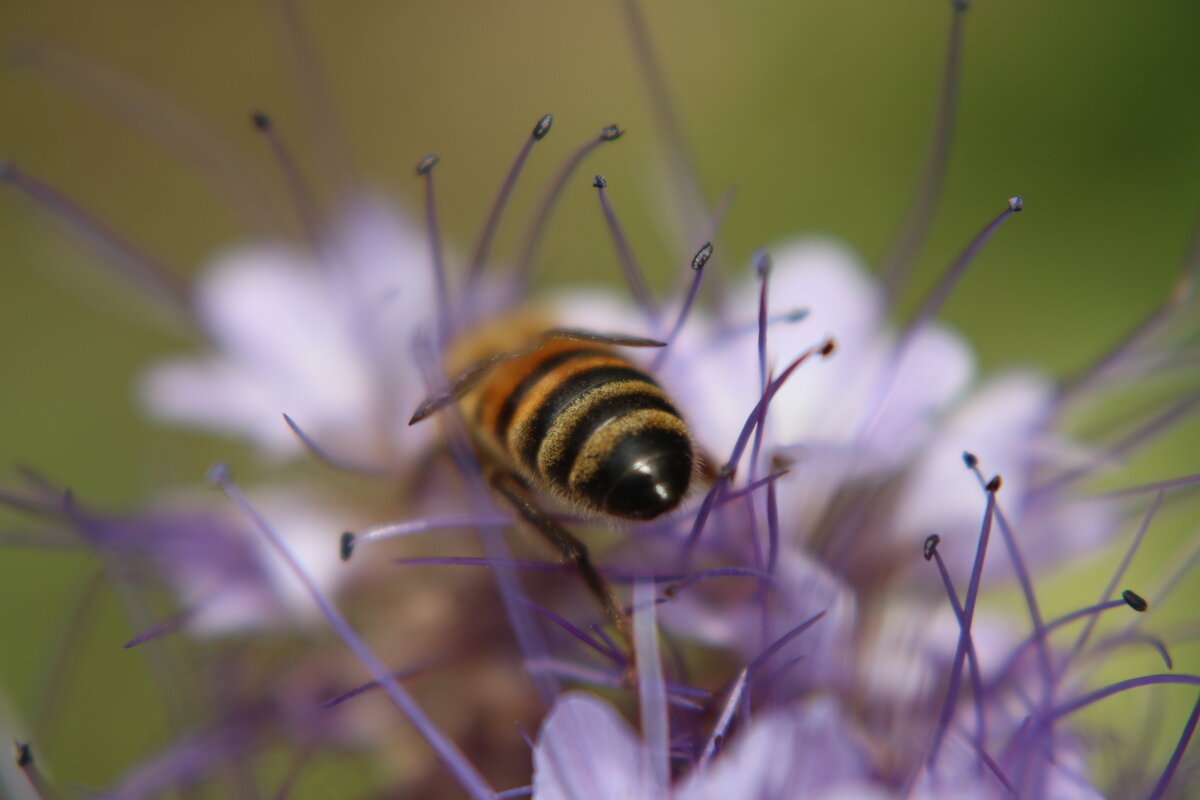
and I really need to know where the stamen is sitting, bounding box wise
[989,593,1155,693]
[250,111,324,248]
[928,482,997,766]
[966,457,1053,699]
[661,566,779,598]
[416,154,454,342]
[1122,589,1149,612]
[122,606,196,649]
[268,0,353,198]
[1060,216,1200,407]
[698,667,748,768]
[282,413,391,477]
[617,0,707,238]
[463,114,554,300]
[1046,674,1200,724]
[680,338,835,562]
[765,476,781,576]
[634,579,670,791]
[14,741,52,800]
[924,533,941,561]
[1,160,192,320]
[593,174,658,323]
[523,659,707,709]
[207,462,495,800]
[322,658,437,708]
[523,599,623,664]
[1146,692,1200,800]
[652,242,712,370]
[745,610,827,679]
[496,787,534,799]
[515,124,623,290]
[744,252,775,642]
[13,41,280,232]
[1096,471,1200,499]
[30,566,103,749]
[1041,389,1200,493]
[344,512,512,557]
[716,469,789,505]
[881,0,972,301]
[1068,490,1163,663]
[900,195,1024,342]
[391,556,567,573]
[926,533,988,750]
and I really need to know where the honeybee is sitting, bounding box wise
[411,312,697,644]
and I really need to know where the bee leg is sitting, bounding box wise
[487,470,634,659]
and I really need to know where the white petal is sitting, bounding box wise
[534,693,657,800]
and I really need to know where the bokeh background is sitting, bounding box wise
[2,0,1199,794]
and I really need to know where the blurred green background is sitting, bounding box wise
[2,0,1199,794]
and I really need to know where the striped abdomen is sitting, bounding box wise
[471,339,693,520]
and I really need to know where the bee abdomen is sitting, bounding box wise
[487,342,693,519]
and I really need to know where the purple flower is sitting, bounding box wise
[3,4,1199,799]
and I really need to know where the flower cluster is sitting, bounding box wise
[4,4,1200,800]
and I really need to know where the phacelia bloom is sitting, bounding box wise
[3,4,1199,800]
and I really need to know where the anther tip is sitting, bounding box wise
[416,154,440,176]
[250,111,272,131]
[593,174,607,189]
[962,451,979,468]
[986,474,1002,492]
[820,339,836,357]
[205,461,232,487]
[340,531,356,561]
[533,114,553,140]
[1122,589,1148,613]
[753,248,771,278]
[1008,195,1024,212]
[692,242,714,271]
[600,124,624,141]
[923,534,941,561]
[14,741,32,768]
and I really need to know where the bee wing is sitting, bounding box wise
[409,329,665,425]
[539,328,666,348]
[408,351,517,424]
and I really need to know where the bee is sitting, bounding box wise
[412,314,694,520]
[410,312,696,644]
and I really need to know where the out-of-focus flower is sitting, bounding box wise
[4,4,1199,799]
[140,198,438,466]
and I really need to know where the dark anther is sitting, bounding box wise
[600,124,623,141]
[962,451,979,469]
[415,154,440,176]
[924,534,941,561]
[692,242,714,271]
[251,111,272,131]
[1008,196,1024,212]
[593,174,607,189]
[340,532,356,562]
[533,114,553,140]
[986,475,1002,492]
[1122,589,1149,613]
[14,741,32,768]
[820,340,837,357]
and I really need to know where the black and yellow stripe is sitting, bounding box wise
[469,339,692,520]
